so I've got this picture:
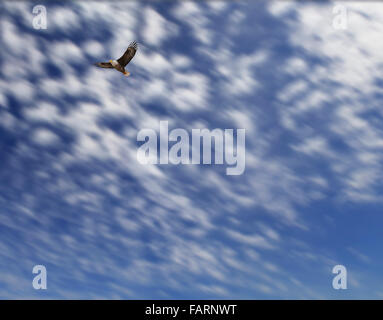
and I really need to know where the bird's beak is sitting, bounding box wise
[109,60,113,63]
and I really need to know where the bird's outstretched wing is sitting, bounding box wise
[117,41,138,67]
[94,62,114,68]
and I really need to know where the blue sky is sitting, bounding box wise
[0,0,383,299]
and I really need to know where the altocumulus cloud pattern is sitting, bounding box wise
[0,1,383,299]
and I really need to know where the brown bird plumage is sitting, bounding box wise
[94,41,138,77]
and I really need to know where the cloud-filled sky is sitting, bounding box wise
[1,0,383,299]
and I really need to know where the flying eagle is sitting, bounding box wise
[94,41,138,76]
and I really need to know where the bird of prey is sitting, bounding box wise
[94,41,138,76]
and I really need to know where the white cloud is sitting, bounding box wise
[292,136,333,157]
[270,1,383,204]
[2,0,382,300]
[24,102,60,123]
[135,51,171,74]
[225,229,275,249]
[0,111,17,131]
[171,54,192,69]
[214,49,268,96]
[83,40,105,57]
[278,80,308,102]
[172,2,212,45]
[50,7,80,31]
[32,128,60,145]
[50,41,84,62]
[142,7,178,46]
[8,81,35,102]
